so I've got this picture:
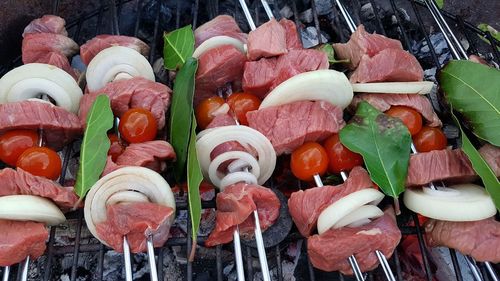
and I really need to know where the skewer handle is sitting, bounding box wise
[2,266,9,281]
[253,211,271,281]
[146,236,158,281]
[233,227,245,281]
[123,236,133,281]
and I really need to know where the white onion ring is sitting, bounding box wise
[227,159,251,173]
[107,191,150,205]
[84,167,175,247]
[403,183,496,221]
[220,171,258,190]
[192,36,246,58]
[86,46,155,91]
[196,125,276,187]
[0,195,66,226]
[335,205,384,229]
[0,63,83,113]
[317,189,385,234]
[208,151,260,188]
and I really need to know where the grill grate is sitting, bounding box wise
[0,0,498,280]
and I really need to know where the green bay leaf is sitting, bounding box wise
[439,60,500,146]
[339,101,411,198]
[75,95,114,199]
[170,57,198,182]
[451,111,500,212]
[187,114,203,259]
[163,25,195,70]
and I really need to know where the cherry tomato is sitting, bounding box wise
[0,130,39,167]
[385,106,423,136]
[226,92,261,126]
[195,96,225,129]
[108,133,125,162]
[323,134,363,174]
[17,147,62,180]
[413,126,447,152]
[118,108,157,143]
[290,142,329,181]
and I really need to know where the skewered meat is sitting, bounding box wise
[30,52,78,80]
[308,208,401,274]
[332,25,403,69]
[406,149,477,187]
[247,19,287,60]
[350,48,424,83]
[102,140,176,176]
[194,15,247,47]
[350,93,442,127]
[23,15,68,37]
[247,100,345,155]
[425,218,500,263]
[205,183,280,247]
[279,18,302,50]
[79,77,171,129]
[479,143,500,177]
[95,202,174,253]
[288,166,373,237]
[22,33,79,59]
[0,100,82,150]
[242,49,328,98]
[0,219,48,266]
[206,113,237,128]
[0,168,80,210]
[194,45,246,106]
[80,34,150,65]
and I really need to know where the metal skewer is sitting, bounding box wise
[2,266,9,281]
[146,236,158,281]
[233,227,245,281]
[123,236,133,281]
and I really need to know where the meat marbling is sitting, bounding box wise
[308,208,401,274]
[425,218,500,263]
[205,183,280,247]
[247,101,345,155]
[78,77,171,129]
[0,219,48,266]
[80,34,150,65]
[95,202,174,253]
[0,100,82,150]
[332,25,403,69]
[288,166,373,237]
[279,18,302,50]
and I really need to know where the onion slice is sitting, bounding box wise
[259,70,353,110]
[351,81,435,95]
[317,189,385,234]
[335,205,384,228]
[84,167,176,247]
[220,171,258,190]
[403,183,496,221]
[0,63,83,113]
[86,46,155,91]
[208,150,260,188]
[196,125,276,187]
[0,195,66,226]
[193,36,246,58]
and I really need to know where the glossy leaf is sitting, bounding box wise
[170,57,198,182]
[75,95,114,199]
[440,60,500,146]
[451,111,500,212]
[187,114,203,260]
[340,101,411,198]
[163,25,195,70]
[435,0,444,9]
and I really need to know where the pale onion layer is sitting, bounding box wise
[0,195,66,226]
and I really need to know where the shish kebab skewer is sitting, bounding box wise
[85,44,159,281]
[335,2,498,281]
[257,2,397,281]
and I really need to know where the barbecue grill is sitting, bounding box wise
[0,0,499,280]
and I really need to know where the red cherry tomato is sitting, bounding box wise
[385,106,423,136]
[323,134,363,174]
[0,130,38,167]
[17,147,62,180]
[118,108,157,143]
[108,133,125,162]
[195,96,225,129]
[413,126,447,152]
[290,142,329,181]
[226,92,261,126]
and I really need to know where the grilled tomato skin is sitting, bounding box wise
[0,130,38,167]
[17,147,62,180]
[291,142,329,181]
